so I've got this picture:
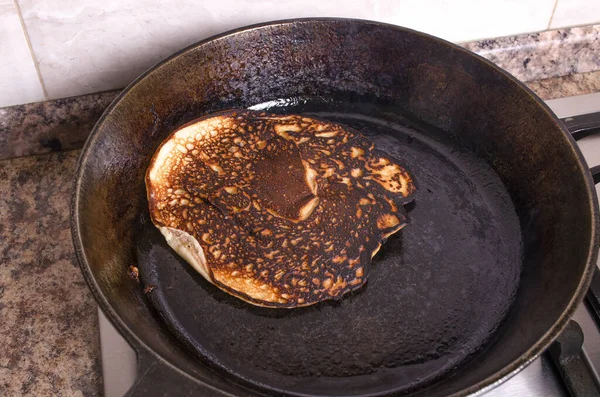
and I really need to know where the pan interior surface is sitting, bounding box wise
[136,97,523,396]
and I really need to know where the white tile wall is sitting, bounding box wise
[550,0,600,29]
[378,0,556,43]
[0,0,597,107]
[0,0,44,107]
[17,0,379,99]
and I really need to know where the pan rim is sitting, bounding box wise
[70,17,600,397]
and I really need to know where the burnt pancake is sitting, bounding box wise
[146,110,416,308]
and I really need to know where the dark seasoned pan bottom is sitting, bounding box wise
[136,97,522,396]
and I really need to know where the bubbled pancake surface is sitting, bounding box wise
[146,110,415,308]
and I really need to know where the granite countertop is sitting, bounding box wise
[0,151,102,396]
[1,24,600,396]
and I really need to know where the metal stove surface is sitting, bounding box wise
[98,92,600,397]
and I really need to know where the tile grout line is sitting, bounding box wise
[12,0,49,100]
[547,0,559,30]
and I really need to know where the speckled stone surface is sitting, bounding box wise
[0,91,118,161]
[0,150,102,396]
[526,70,600,101]
[463,24,600,83]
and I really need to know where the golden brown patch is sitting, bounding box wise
[377,214,401,229]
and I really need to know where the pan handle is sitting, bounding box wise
[124,347,227,397]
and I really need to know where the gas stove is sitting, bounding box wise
[98,92,600,397]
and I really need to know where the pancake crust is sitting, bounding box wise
[146,110,416,308]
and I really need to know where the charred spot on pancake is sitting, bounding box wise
[146,110,416,308]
